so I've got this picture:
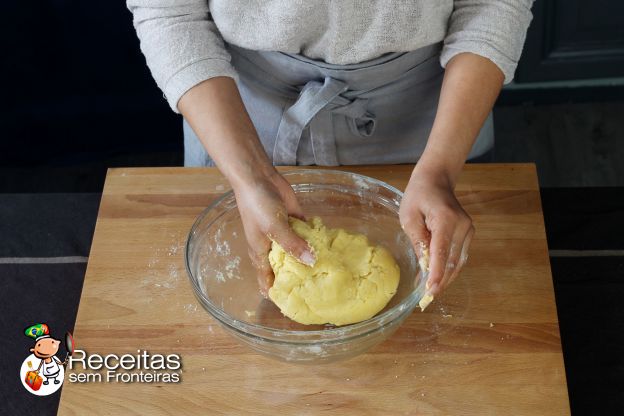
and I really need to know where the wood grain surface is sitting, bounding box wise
[58,164,570,415]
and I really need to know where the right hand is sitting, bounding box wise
[178,78,315,296]
[233,170,316,297]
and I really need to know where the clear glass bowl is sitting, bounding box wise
[185,169,426,363]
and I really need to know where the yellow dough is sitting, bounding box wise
[268,216,400,326]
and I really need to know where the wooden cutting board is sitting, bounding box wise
[58,164,570,415]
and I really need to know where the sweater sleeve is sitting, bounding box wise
[127,0,238,113]
[441,0,534,84]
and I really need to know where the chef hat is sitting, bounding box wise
[25,323,50,341]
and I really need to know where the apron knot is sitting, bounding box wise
[331,98,377,137]
[273,76,375,166]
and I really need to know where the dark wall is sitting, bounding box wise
[1,2,181,170]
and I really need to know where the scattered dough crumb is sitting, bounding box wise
[489,322,495,328]
[419,293,434,312]
[244,310,256,318]
[442,314,453,318]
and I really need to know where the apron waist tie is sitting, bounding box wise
[273,77,376,166]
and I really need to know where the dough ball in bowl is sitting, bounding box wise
[268,216,400,326]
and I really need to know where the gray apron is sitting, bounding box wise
[184,42,493,167]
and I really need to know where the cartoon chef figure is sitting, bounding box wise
[25,323,67,385]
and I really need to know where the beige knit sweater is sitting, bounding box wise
[127,0,534,112]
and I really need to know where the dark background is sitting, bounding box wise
[1,2,181,192]
[2,0,624,188]
[1,1,623,415]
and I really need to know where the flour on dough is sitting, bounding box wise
[268,216,400,326]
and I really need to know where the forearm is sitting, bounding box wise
[178,77,275,187]
[416,52,504,186]
[179,78,314,292]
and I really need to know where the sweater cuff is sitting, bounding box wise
[440,42,517,84]
[163,58,239,113]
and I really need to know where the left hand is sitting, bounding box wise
[397,52,501,298]
[399,164,474,296]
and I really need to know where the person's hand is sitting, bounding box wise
[177,78,316,296]
[399,164,474,297]
[233,170,316,297]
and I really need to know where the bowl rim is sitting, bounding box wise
[184,169,425,341]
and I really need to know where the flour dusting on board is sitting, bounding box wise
[184,303,198,314]
[142,230,185,292]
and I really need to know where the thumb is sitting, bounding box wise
[270,221,316,266]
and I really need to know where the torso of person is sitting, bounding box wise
[209,0,453,65]
[174,0,529,165]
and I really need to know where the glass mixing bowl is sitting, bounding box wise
[185,169,426,363]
